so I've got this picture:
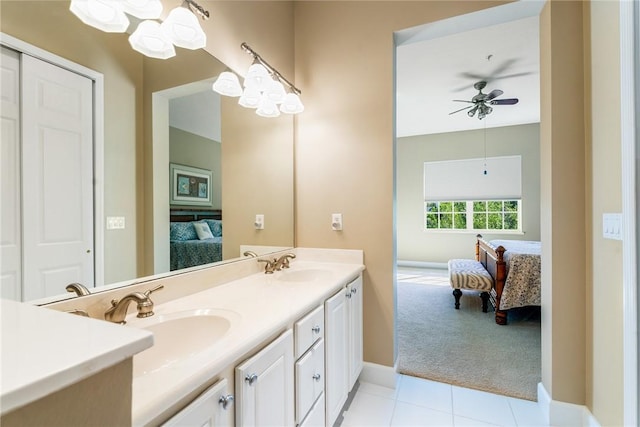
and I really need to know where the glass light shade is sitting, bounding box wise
[244,63,270,91]
[238,87,261,109]
[70,0,129,33]
[212,72,242,97]
[256,96,281,118]
[264,78,286,104]
[279,93,304,114]
[121,0,163,19]
[129,20,176,59]
[160,6,206,50]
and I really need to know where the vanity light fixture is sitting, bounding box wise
[215,42,303,117]
[69,0,130,33]
[161,0,208,50]
[129,20,176,59]
[121,0,163,19]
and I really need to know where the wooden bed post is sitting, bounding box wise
[493,245,507,325]
[475,234,482,261]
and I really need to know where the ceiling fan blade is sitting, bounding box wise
[489,58,519,77]
[452,99,474,103]
[490,98,519,105]
[486,89,503,101]
[448,105,473,115]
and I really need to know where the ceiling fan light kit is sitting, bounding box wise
[450,80,519,120]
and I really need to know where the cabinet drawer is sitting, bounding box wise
[162,378,233,426]
[295,305,324,358]
[298,393,325,427]
[295,338,324,424]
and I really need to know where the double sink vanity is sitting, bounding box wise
[1,248,364,427]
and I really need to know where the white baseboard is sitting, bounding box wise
[538,382,601,427]
[358,362,398,389]
[397,260,448,270]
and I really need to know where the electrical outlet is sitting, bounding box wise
[255,214,264,230]
[331,213,343,231]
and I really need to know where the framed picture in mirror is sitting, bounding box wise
[170,163,213,206]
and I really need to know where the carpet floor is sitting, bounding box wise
[396,272,541,401]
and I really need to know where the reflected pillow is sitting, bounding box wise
[193,221,214,240]
[170,222,197,241]
[204,219,222,237]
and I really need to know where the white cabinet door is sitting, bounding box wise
[324,288,348,426]
[347,276,364,389]
[236,329,294,427]
[163,378,233,427]
[294,338,324,424]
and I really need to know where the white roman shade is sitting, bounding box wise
[424,155,522,201]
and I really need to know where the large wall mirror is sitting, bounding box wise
[0,1,294,303]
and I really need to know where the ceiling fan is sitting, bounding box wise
[449,81,519,120]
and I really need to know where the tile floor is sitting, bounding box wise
[341,375,548,427]
[338,266,547,427]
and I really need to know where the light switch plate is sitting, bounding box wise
[106,216,125,230]
[331,213,343,231]
[255,214,264,230]
[602,213,622,240]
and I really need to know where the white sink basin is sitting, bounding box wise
[277,268,334,283]
[128,309,237,377]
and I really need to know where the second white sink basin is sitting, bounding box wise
[276,268,334,283]
[129,309,238,377]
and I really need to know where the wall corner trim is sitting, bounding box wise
[358,362,398,389]
[538,382,601,427]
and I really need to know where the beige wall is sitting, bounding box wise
[0,1,142,285]
[588,1,623,424]
[397,124,541,263]
[169,128,222,210]
[293,0,507,367]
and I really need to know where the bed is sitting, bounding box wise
[475,235,541,325]
[169,209,223,271]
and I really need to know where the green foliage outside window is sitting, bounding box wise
[426,199,520,231]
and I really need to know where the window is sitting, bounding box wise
[425,200,521,231]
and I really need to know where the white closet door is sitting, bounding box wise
[1,47,23,301]
[21,54,94,300]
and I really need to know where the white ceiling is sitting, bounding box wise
[395,2,543,138]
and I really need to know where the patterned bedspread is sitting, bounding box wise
[489,240,541,310]
[170,237,223,271]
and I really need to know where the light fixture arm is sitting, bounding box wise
[184,0,209,20]
[241,42,301,95]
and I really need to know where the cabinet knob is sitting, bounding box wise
[313,373,321,381]
[345,292,352,299]
[245,373,258,385]
[312,325,321,334]
[218,394,234,410]
[351,287,357,295]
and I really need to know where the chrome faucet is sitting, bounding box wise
[66,282,91,297]
[274,253,296,270]
[104,285,164,324]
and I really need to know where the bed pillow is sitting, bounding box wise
[170,222,197,241]
[204,219,222,237]
[193,221,214,240]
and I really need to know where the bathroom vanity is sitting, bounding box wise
[0,248,364,427]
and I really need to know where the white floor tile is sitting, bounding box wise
[396,375,453,413]
[507,398,548,427]
[391,401,454,427]
[453,415,502,426]
[452,386,517,426]
[342,391,396,427]
[358,381,399,400]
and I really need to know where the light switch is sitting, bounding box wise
[106,216,125,230]
[602,213,622,240]
[255,214,264,230]
[331,213,343,231]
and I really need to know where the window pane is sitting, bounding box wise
[473,213,486,229]
[473,201,486,212]
[504,213,518,229]
[488,213,503,229]
[488,201,502,212]
[454,202,466,212]
[454,213,466,229]
[504,200,518,212]
[426,213,438,229]
[439,213,453,228]
[439,202,452,213]
[426,202,438,213]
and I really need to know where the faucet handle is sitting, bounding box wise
[144,284,164,298]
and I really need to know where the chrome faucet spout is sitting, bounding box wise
[243,251,259,258]
[105,291,155,324]
[66,282,91,297]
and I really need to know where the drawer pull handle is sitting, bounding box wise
[351,287,357,295]
[312,326,321,334]
[346,292,352,299]
[313,373,321,381]
[245,374,258,385]
[219,394,234,410]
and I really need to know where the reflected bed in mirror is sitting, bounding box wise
[0,1,294,304]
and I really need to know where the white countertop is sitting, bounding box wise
[129,259,364,426]
[0,298,153,415]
